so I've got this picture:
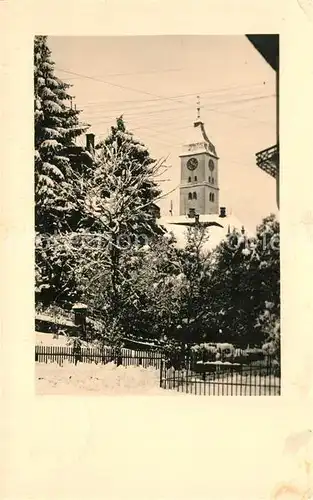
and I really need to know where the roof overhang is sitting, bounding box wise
[246,35,279,72]
[167,220,224,229]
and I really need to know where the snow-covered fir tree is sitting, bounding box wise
[34,35,89,234]
[96,116,162,237]
[35,35,90,306]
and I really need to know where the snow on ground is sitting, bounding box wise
[36,360,184,396]
[36,332,99,349]
[35,361,280,396]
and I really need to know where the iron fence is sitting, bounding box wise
[35,346,280,396]
[35,345,162,369]
[160,358,280,396]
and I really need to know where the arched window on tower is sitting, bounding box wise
[188,192,192,200]
[194,176,197,182]
[209,176,211,183]
[193,192,197,199]
[212,193,215,202]
[212,177,214,184]
[188,176,191,182]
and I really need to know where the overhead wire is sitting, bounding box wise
[77,95,275,133]
[87,96,274,131]
[56,66,271,110]
[59,67,275,151]
[57,66,184,80]
[81,83,268,108]
[83,89,274,120]
[81,93,274,123]
[55,67,193,106]
[57,67,274,132]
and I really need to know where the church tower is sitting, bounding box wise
[179,97,219,216]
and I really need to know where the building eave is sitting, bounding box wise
[168,220,224,229]
[246,35,279,72]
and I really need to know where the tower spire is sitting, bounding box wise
[196,95,201,121]
[193,95,216,155]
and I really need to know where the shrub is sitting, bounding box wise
[190,343,217,361]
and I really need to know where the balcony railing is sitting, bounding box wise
[256,144,279,178]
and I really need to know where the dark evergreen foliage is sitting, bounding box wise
[34,35,89,234]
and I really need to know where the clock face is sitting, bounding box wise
[209,159,215,172]
[187,157,198,171]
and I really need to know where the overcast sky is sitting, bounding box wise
[48,35,277,231]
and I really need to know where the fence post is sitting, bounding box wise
[72,303,88,340]
[160,359,163,388]
[73,339,82,365]
[113,346,122,366]
[117,353,122,366]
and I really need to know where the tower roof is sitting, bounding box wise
[181,96,217,156]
